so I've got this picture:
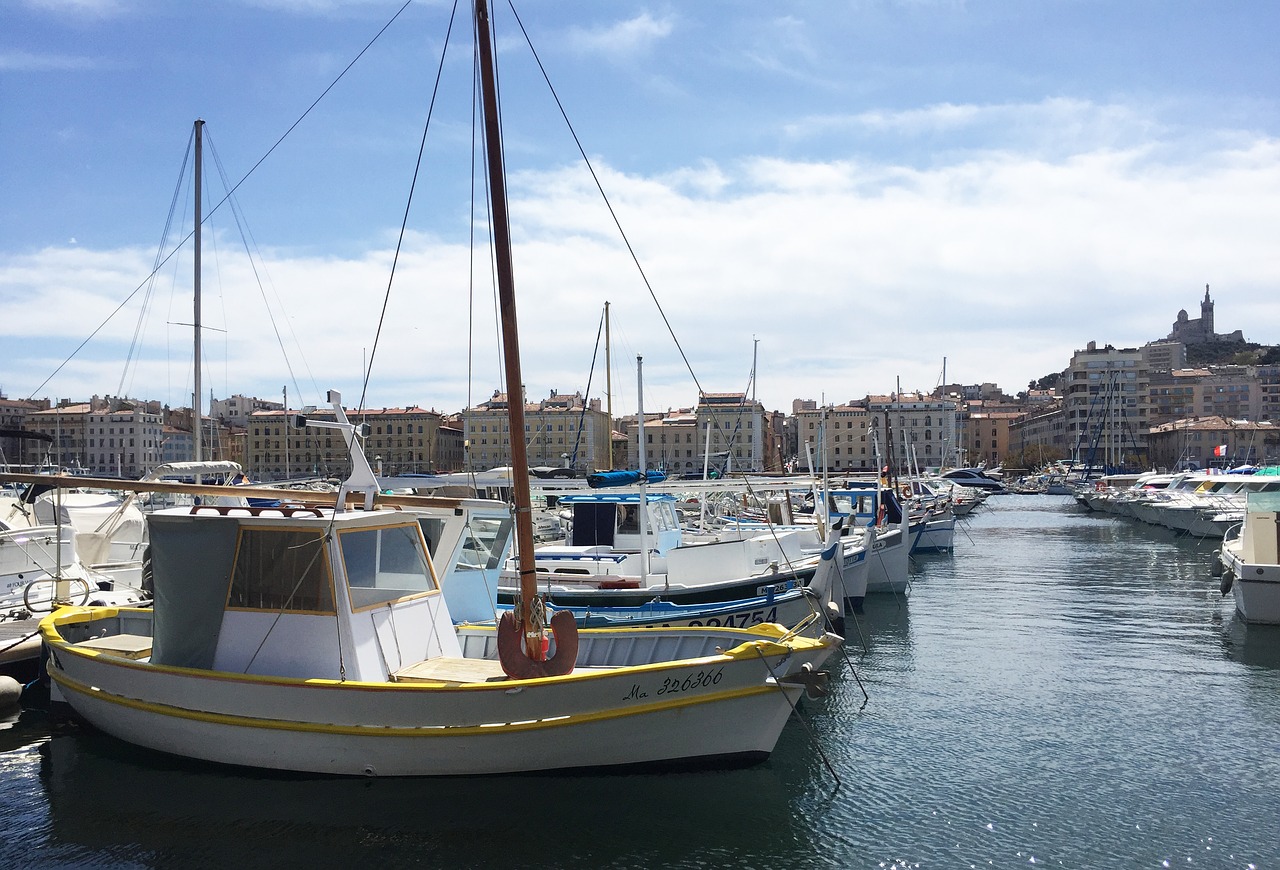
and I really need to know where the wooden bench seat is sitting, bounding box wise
[76,633,153,660]
[392,657,620,684]
[392,656,509,684]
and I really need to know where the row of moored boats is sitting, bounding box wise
[0,395,1000,777]
[1072,468,1280,625]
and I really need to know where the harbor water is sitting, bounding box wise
[2,494,1278,868]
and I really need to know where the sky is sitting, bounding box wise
[3,0,1280,420]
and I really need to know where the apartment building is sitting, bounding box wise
[463,390,611,473]
[867,392,960,472]
[29,403,164,477]
[248,405,458,480]
[1146,417,1280,469]
[1147,367,1260,426]
[792,403,874,473]
[1064,342,1148,466]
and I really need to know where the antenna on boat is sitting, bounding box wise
[294,390,375,511]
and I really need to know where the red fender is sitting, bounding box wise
[497,609,579,679]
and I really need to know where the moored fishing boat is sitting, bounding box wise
[39,393,839,776]
[504,489,855,620]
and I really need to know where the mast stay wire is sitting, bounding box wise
[26,0,415,402]
[503,0,705,400]
[205,130,322,406]
[116,130,193,399]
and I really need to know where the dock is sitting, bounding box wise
[0,616,43,683]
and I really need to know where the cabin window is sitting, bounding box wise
[455,516,512,571]
[340,523,437,609]
[228,528,334,612]
[829,495,856,515]
[617,504,641,533]
[417,517,447,556]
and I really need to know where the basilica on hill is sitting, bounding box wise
[1167,284,1245,345]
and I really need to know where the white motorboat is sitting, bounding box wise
[507,489,860,628]
[1219,492,1280,624]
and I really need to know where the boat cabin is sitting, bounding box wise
[146,504,461,682]
[556,493,682,555]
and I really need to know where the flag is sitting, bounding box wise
[1212,444,1227,457]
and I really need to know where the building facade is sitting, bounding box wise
[247,406,457,480]
[792,403,873,473]
[29,403,164,477]
[1009,402,1069,465]
[868,393,960,472]
[1146,417,1280,469]
[1146,367,1261,427]
[463,390,611,474]
[1064,342,1148,468]
[962,410,1023,469]
[0,397,44,469]
[210,394,284,428]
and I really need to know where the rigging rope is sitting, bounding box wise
[566,308,606,469]
[205,130,320,406]
[117,131,193,398]
[504,0,704,398]
[27,0,415,402]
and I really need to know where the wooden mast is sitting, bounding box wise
[193,119,204,467]
[475,0,576,675]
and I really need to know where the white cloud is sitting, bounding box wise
[0,50,98,71]
[5,117,1279,415]
[20,0,124,17]
[566,12,674,58]
[784,98,1160,150]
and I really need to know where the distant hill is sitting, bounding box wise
[1185,340,1280,367]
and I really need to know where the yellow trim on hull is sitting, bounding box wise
[42,607,827,694]
[49,667,786,738]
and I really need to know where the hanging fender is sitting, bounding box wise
[497,609,579,679]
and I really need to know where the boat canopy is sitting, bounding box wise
[587,470,667,488]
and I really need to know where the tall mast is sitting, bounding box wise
[636,355,651,583]
[475,0,537,659]
[605,301,613,470]
[193,119,204,465]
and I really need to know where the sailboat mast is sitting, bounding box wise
[605,301,613,470]
[475,0,538,654]
[193,118,204,465]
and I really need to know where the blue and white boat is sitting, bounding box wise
[497,490,854,631]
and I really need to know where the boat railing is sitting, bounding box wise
[188,505,326,518]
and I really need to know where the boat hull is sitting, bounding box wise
[43,609,836,776]
[1225,556,1280,624]
[535,588,818,630]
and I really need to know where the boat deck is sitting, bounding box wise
[392,656,510,684]
[0,615,43,679]
[74,633,153,660]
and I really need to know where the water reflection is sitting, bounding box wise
[37,724,822,869]
[0,707,49,755]
[1220,613,1280,670]
[8,495,1280,869]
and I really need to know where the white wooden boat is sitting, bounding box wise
[39,394,839,776]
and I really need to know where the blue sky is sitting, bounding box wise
[3,0,1279,418]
